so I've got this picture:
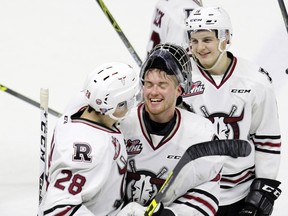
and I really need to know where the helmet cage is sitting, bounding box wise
[140,43,192,94]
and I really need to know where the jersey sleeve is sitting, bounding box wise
[161,155,223,216]
[161,111,224,215]
[146,1,165,53]
[146,0,200,54]
[250,72,281,179]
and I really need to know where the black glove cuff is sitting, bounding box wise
[238,204,257,216]
[159,208,176,216]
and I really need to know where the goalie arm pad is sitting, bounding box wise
[239,178,281,216]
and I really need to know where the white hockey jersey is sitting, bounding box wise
[182,52,282,205]
[39,109,127,216]
[147,0,202,53]
[120,103,225,216]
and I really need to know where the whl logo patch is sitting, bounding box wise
[184,81,205,96]
[126,139,142,155]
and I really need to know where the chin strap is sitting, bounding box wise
[193,38,230,71]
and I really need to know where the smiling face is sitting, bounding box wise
[189,30,227,69]
[143,68,182,123]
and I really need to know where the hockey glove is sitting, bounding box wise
[238,178,281,216]
[117,202,146,216]
[117,202,176,216]
[150,202,176,216]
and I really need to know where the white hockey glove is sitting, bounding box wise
[238,178,281,216]
[117,202,176,216]
[117,202,145,216]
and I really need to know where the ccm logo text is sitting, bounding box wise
[231,89,251,93]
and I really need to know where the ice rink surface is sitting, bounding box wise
[0,0,287,215]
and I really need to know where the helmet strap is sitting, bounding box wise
[194,38,228,71]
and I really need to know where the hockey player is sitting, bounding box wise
[184,6,282,216]
[118,43,226,216]
[38,62,140,216]
[146,0,203,54]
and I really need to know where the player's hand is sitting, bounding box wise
[117,202,145,216]
[117,202,177,216]
[238,178,281,216]
[148,202,176,216]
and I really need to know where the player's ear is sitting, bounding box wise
[177,85,183,96]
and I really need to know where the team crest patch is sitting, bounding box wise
[126,139,143,155]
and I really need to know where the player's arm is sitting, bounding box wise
[118,173,221,216]
[250,70,281,178]
[146,2,168,54]
[39,132,111,215]
[158,155,223,216]
[165,177,220,216]
[39,165,99,216]
[240,68,282,216]
[40,202,94,216]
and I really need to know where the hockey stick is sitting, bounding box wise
[0,83,61,117]
[95,0,143,67]
[144,139,251,216]
[193,0,203,6]
[39,88,49,205]
[278,0,288,33]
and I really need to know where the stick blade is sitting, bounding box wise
[186,139,251,160]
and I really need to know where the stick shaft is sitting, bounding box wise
[95,0,142,67]
[0,83,61,117]
[278,0,288,33]
[39,88,49,205]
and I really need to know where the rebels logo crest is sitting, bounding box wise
[201,105,244,139]
[126,159,167,206]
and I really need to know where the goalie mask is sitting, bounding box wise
[140,43,192,94]
[186,6,232,45]
[84,62,140,120]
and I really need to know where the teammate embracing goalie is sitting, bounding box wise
[38,62,140,215]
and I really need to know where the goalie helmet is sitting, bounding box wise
[186,6,232,44]
[140,43,192,94]
[84,62,139,118]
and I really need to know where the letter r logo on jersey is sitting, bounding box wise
[73,143,92,162]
